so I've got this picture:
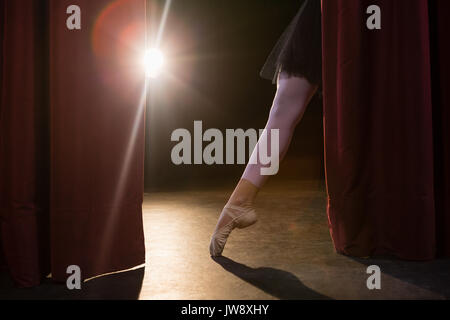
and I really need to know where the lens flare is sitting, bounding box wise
[144,48,165,78]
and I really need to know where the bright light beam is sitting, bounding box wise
[142,0,172,79]
[96,84,147,275]
[155,0,172,48]
[94,0,174,280]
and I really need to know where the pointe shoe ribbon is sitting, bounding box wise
[209,204,258,257]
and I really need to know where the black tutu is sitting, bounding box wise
[260,0,322,85]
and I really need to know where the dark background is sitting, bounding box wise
[144,0,324,191]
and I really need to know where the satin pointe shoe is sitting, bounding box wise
[209,204,258,257]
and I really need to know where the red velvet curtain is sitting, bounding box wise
[322,0,450,260]
[0,0,146,287]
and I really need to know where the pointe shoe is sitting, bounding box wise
[209,204,258,257]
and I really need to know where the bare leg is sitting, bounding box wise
[231,74,318,204]
[210,74,318,256]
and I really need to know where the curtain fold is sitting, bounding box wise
[0,0,49,287]
[322,0,450,260]
[430,0,450,257]
[1,0,146,287]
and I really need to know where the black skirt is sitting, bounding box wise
[260,0,322,85]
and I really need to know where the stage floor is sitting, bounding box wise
[139,179,450,300]
[1,179,449,299]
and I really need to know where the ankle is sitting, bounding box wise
[226,179,259,208]
[227,197,254,208]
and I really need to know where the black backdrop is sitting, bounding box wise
[144,0,324,191]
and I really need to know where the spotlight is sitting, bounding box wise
[143,48,165,79]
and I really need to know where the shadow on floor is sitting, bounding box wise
[212,256,330,300]
[352,257,450,299]
[0,267,145,300]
